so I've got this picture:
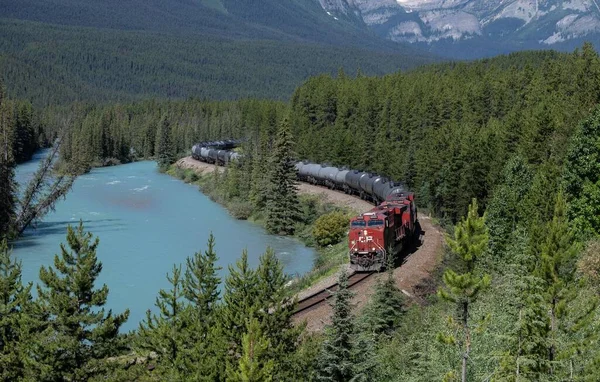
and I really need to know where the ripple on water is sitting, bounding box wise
[14,159,315,332]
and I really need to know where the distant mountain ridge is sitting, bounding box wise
[0,0,436,105]
[318,0,600,57]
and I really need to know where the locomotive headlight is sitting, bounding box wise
[351,240,356,245]
[364,230,368,235]
[372,247,376,251]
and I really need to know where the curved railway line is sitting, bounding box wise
[293,272,374,315]
[176,156,444,331]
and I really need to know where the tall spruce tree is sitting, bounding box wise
[137,263,187,374]
[184,233,221,322]
[221,250,259,364]
[255,248,301,380]
[438,199,490,382]
[35,222,129,381]
[495,229,550,381]
[0,239,37,381]
[360,253,405,337]
[0,89,16,238]
[317,270,355,382]
[535,192,580,375]
[155,114,175,171]
[182,234,223,380]
[266,118,300,235]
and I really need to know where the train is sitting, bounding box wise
[190,141,418,272]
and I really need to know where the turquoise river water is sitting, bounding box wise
[13,151,315,332]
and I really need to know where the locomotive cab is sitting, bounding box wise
[348,212,388,271]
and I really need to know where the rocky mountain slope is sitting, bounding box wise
[319,0,600,57]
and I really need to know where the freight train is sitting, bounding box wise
[191,141,418,271]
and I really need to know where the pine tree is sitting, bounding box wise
[226,317,275,382]
[184,233,221,322]
[438,199,490,382]
[535,192,580,375]
[0,93,16,238]
[265,118,300,235]
[221,250,259,363]
[155,114,175,171]
[360,253,405,337]
[137,263,187,373]
[495,229,550,381]
[255,248,301,380]
[0,239,37,380]
[181,234,224,380]
[35,222,130,381]
[317,270,355,382]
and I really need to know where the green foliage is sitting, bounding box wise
[0,239,36,381]
[155,115,175,171]
[563,105,600,239]
[290,47,600,223]
[0,18,434,107]
[226,317,275,382]
[438,199,490,382]
[360,265,406,338]
[35,221,130,381]
[266,118,300,235]
[312,211,350,247]
[317,270,355,381]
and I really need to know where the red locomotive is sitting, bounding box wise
[348,192,417,271]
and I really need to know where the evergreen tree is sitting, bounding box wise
[317,270,355,382]
[438,199,490,382]
[221,250,259,363]
[535,192,579,374]
[0,239,37,381]
[182,234,223,380]
[495,229,550,381]
[255,248,301,380]
[563,106,600,239]
[360,252,405,337]
[137,264,187,373]
[226,317,275,382]
[35,222,129,381]
[0,91,16,238]
[155,114,175,171]
[184,233,221,322]
[266,118,300,235]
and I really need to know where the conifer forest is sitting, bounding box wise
[1,18,600,380]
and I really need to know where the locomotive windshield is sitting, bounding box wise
[351,221,366,227]
[367,219,384,227]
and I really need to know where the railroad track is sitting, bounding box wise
[293,272,374,315]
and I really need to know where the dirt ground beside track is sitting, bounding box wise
[177,156,445,332]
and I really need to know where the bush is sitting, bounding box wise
[229,200,254,220]
[312,211,350,247]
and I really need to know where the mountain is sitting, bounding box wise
[0,0,437,105]
[319,0,600,58]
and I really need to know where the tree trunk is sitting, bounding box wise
[462,300,470,382]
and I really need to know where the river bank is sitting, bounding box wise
[13,157,316,332]
[173,156,445,331]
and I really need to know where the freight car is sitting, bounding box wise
[191,143,418,271]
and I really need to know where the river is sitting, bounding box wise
[13,151,315,332]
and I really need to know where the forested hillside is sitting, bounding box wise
[0,0,436,106]
[1,45,600,380]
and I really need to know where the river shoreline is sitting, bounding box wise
[174,156,446,332]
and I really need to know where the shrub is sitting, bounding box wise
[578,239,600,290]
[312,211,350,247]
[229,200,254,220]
